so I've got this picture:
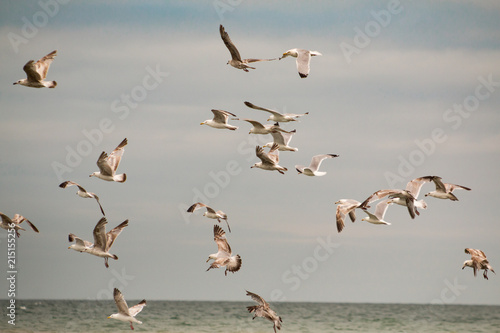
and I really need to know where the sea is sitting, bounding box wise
[1,300,499,332]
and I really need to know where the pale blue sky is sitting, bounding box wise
[0,1,499,306]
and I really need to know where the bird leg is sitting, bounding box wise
[483,271,489,280]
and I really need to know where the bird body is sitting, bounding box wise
[463,248,495,280]
[425,176,471,201]
[14,50,57,88]
[206,224,241,275]
[200,109,239,130]
[296,154,339,176]
[280,48,322,78]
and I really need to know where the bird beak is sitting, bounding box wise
[107,316,111,319]
[68,246,71,249]
[13,82,17,85]
[200,122,204,125]
[206,258,210,262]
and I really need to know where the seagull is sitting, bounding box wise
[90,138,127,182]
[463,248,495,280]
[68,217,128,268]
[251,143,288,174]
[206,224,242,276]
[384,176,434,215]
[295,154,339,176]
[246,291,282,333]
[59,181,105,216]
[334,199,362,233]
[0,212,39,237]
[243,119,290,135]
[108,288,146,330]
[187,202,231,232]
[279,48,322,78]
[219,25,277,72]
[244,101,308,123]
[264,130,298,152]
[424,176,471,201]
[361,199,393,226]
[13,50,57,88]
[360,188,418,219]
[200,109,239,130]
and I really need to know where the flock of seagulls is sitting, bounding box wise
[6,22,494,331]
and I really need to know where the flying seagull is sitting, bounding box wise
[90,138,127,182]
[382,176,434,216]
[361,199,393,226]
[219,25,276,72]
[264,130,298,152]
[424,176,471,201]
[295,154,339,176]
[59,181,105,216]
[244,101,308,123]
[108,288,146,330]
[360,188,418,220]
[200,109,239,130]
[334,199,362,233]
[0,212,39,237]
[206,224,242,275]
[187,202,231,232]
[463,248,495,280]
[280,48,322,78]
[68,217,128,268]
[251,143,288,174]
[242,119,290,135]
[246,290,282,333]
[14,50,57,88]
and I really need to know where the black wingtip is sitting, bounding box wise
[299,73,308,78]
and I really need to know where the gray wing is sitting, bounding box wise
[34,50,57,79]
[445,183,471,192]
[128,300,146,317]
[219,25,242,61]
[296,49,311,77]
[267,143,280,164]
[59,180,84,191]
[308,154,338,172]
[107,138,127,173]
[23,60,42,82]
[105,220,128,251]
[187,202,209,213]
[113,288,130,316]
[246,291,269,308]
[92,218,108,251]
[243,119,266,130]
[211,109,236,124]
[12,214,39,233]
[256,145,276,165]
[374,199,392,219]
[406,176,434,197]
[69,234,92,248]
[431,176,447,193]
[243,58,278,63]
[244,101,284,118]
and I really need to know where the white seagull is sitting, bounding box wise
[244,101,308,123]
[200,109,239,130]
[206,224,242,276]
[360,188,418,219]
[424,176,471,201]
[251,143,288,174]
[90,138,127,182]
[334,199,362,233]
[295,154,339,176]
[463,248,495,280]
[243,119,290,135]
[264,130,298,152]
[59,181,105,216]
[361,199,393,226]
[108,288,146,330]
[187,202,231,232]
[14,50,57,88]
[280,48,322,78]
[219,25,276,72]
[68,217,128,268]
[246,291,282,333]
[0,212,39,237]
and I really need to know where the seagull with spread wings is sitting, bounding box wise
[187,202,231,232]
[334,199,363,233]
[246,290,282,333]
[242,119,290,135]
[200,109,239,130]
[13,50,57,88]
[59,181,105,216]
[424,176,471,201]
[463,248,495,280]
[361,199,393,226]
[244,101,308,123]
[264,130,298,152]
[108,288,146,330]
[90,138,128,182]
[0,212,39,237]
[219,25,276,72]
[295,154,339,176]
[280,48,322,78]
[68,217,128,268]
[206,224,241,276]
[251,143,288,174]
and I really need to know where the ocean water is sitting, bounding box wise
[1,300,499,332]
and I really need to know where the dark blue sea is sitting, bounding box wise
[1,300,499,332]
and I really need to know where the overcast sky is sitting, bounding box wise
[0,1,499,306]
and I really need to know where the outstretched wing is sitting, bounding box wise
[107,138,127,173]
[23,60,42,82]
[244,101,284,118]
[309,154,338,171]
[213,224,231,255]
[246,290,269,308]
[405,176,434,198]
[34,50,57,79]
[106,220,129,252]
[92,218,108,251]
[128,299,146,317]
[256,145,275,165]
[113,288,130,316]
[220,25,242,61]
[12,214,39,233]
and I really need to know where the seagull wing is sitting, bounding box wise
[246,291,269,308]
[107,138,127,173]
[219,25,242,61]
[406,176,434,198]
[308,154,338,172]
[105,220,128,252]
[187,202,208,213]
[22,60,42,82]
[374,199,392,220]
[243,119,266,130]
[256,145,276,165]
[128,299,146,317]
[211,109,236,124]
[92,217,108,251]
[465,248,487,259]
[214,224,231,255]
[113,288,131,316]
[445,183,471,192]
[431,176,447,193]
[12,214,39,233]
[243,58,278,63]
[296,49,312,78]
[244,101,284,118]
[69,233,92,248]
[34,50,57,79]
[267,143,280,164]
